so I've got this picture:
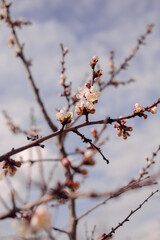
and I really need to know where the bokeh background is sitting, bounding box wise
[0,0,160,239]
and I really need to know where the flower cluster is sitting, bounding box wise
[114,118,133,140]
[56,107,73,125]
[75,84,101,115]
[1,158,21,177]
[134,103,145,113]
[134,103,157,118]
[13,205,52,237]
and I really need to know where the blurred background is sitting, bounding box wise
[0,0,160,239]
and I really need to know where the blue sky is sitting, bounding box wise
[0,0,160,239]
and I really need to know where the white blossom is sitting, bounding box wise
[150,106,157,114]
[30,205,52,232]
[86,101,94,111]
[92,56,99,63]
[134,103,145,113]
[76,86,89,99]
[85,86,101,102]
[84,149,95,160]
[56,107,73,123]
[75,99,84,115]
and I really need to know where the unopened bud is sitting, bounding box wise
[123,133,127,139]
[92,56,99,63]
[62,158,71,167]
[139,169,145,176]
[91,128,97,138]
[80,169,88,175]
[147,161,152,168]
[60,74,66,81]
[117,130,122,137]
[63,48,69,55]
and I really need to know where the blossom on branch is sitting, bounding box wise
[134,103,145,113]
[89,55,99,69]
[86,101,95,113]
[75,84,101,116]
[13,205,52,236]
[92,55,99,63]
[30,205,52,232]
[149,106,157,114]
[56,107,73,124]
[75,99,85,115]
[85,86,101,103]
[1,158,21,177]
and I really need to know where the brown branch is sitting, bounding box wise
[0,98,159,162]
[21,158,60,164]
[0,188,68,220]
[0,171,158,222]
[59,43,71,109]
[75,173,159,221]
[53,226,69,235]
[101,24,154,90]
[138,145,160,180]
[1,0,57,132]
[99,190,158,240]
[73,129,109,164]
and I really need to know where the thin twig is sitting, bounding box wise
[101,24,154,90]
[53,226,69,235]
[99,190,159,240]
[1,0,57,132]
[76,174,158,220]
[73,129,109,164]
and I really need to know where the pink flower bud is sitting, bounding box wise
[66,180,80,190]
[85,82,91,89]
[63,48,69,55]
[126,127,133,132]
[7,36,15,48]
[84,149,94,160]
[150,106,157,114]
[120,118,127,125]
[91,128,97,138]
[117,130,122,137]
[62,158,71,167]
[1,161,8,169]
[123,133,127,139]
[60,74,66,81]
[96,69,103,77]
[8,166,17,176]
[147,161,152,168]
[92,56,99,63]
[139,169,145,176]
